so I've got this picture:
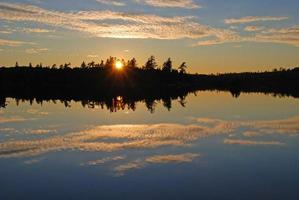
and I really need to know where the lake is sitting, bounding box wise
[1,91,299,200]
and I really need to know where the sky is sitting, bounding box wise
[0,0,299,73]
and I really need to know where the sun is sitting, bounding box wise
[115,61,123,70]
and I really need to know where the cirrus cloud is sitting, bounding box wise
[0,38,31,46]
[96,0,126,7]
[25,48,48,54]
[244,26,265,32]
[225,16,289,24]
[113,153,200,176]
[137,0,201,9]
[0,2,229,41]
[224,139,285,146]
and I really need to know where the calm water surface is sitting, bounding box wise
[1,91,299,199]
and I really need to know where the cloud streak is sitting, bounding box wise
[0,116,29,123]
[244,26,265,32]
[225,16,288,24]
[0,123,230,158]
[0,2,232,42]
[145,153,199,163]
[83,156,126,166]
[196,25,299,47]
[25,48,48,54]
[96,0,126,7]
[0,38,31,46]
[139,0,201,9]
[22,28,54,33]
[224,139,285,146]
[253,25,299,47]
[114,153,199,176]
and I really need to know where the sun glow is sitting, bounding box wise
[115,61,123,70]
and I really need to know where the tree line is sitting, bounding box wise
[12,55,188,74]
[1,57,299,101]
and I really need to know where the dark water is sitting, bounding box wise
[1,91,299,199]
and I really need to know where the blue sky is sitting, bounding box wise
[1,0,299,73]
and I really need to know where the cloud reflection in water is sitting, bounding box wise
[0,116,298,159]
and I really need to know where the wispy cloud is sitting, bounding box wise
[83,156,126,166]
[195,24,299,47]
[225,16,288,24]
[242,131,261,137]
[22,28,53,33]
[1,115,297,159]
[0,116,28,123]
[244,26,265,32]
[24,129,56,135]
[23,157,43,165]
[0,38,31,46]
[0,27,53,36]
[0,3,298,48]
[114,153,199,176]
[25,48,48,54]
[0,123,228,158]
[27,109,49,115]
[96,0,126,6]
[114,160,144,175]
[253,25,299,47]
[0,2,228,41]
[87,54,99,58]
[145,153,200,163]
[224,139,285,146]
[138,0,201,9]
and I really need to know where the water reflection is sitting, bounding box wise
[1,89,296,113]
[1,95,186,113]
[1,116,298,173]
[1,92,299,200]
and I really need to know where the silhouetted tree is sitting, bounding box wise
[178,96,186,107]
[128,58,137,68]
[35,63,43,68]
[52,64,57,69]
[81,61,87,69]
[90,61,96,68]
[145,99,157,113]
[162,97,172,111]
[64,63,71,69]
[0,97,7,108]
[29,62,33,68]
[99,60,105,68]
[105,57,116,69]
[144,55,157,70]
[15,62,19,68]
[88,61,95,68]
[178,62,187,74]
[162,58,172,72]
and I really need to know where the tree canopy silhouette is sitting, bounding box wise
[144,55,157,70]
[162,58,172,72]
[0,55,299,103]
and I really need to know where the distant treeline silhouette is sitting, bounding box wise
[11,56,187,73]
[1,56,299,104]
